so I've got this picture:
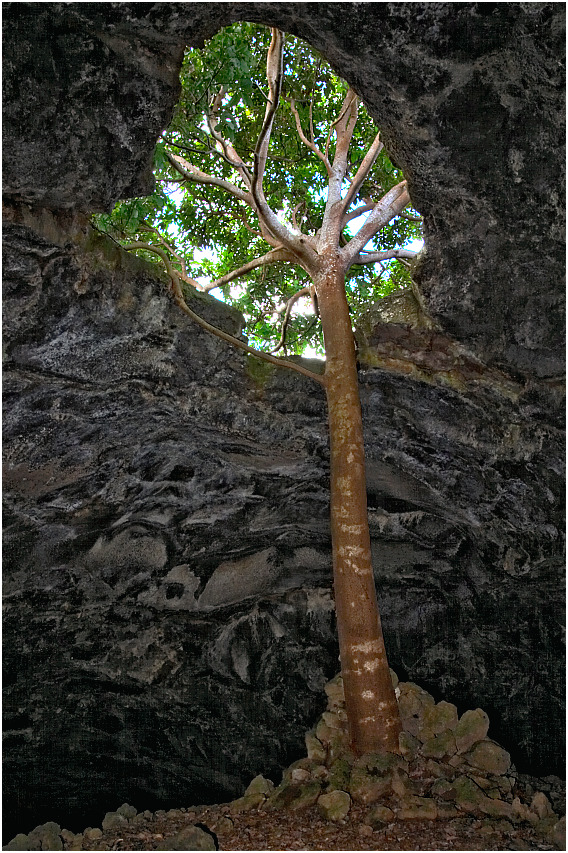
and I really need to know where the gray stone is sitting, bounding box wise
[28,823,63,851]
[420,729,457,760]
[155,825,217,851]
[116,802,138,819]
[83,828,103,841]
[265,780,322,811]
[464,739,511,775]
[398,796,438,820]
[454,709,490,754]
[3,835,34,851]
[365,805,395,828]
[418,701,459,741]
[317,790,351,821]
[101,812,128,831]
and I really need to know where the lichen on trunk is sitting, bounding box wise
[317,260,402,754]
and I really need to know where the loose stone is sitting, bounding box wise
[398,795,438,820]
[454,708,490,754]
[317,790,351,821]
[464,739,511,775]
[365,804,395,828]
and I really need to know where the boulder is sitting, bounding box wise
[464,739,511,775]
[420,729,457,760]
[397,683,435,738]
[398,796,438,820]
[155,825,217,851]
[265,780,322,811]
[417,701,459,742]
[365,804,395,828]
[317,790,351,821]
[454,709,490,754]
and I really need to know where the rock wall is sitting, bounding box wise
[2,1,565,840]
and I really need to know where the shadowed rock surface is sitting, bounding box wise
[2,1,565,841]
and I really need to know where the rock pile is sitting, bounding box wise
[230,672,565,849]
[3,673,565,850]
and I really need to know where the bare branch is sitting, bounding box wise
[340,131,384,214]
[207,85,253,188]
[351,247,418,265]
[165,150,252,206]
[342,181,411,265]
[202,247,294,293]
[289,97,332,176]
[122,242,326,386]
[319,89,359,249]
[270,285,311,353]
[138,222,200,290]
[250,29,320,270]
[341,201,375,228]
[399,211,423,222]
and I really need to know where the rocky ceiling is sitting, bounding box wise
[2,1,565,839]
[3,2,565,377]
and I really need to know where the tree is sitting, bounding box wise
[97,24,421,756]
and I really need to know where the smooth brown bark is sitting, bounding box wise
[316,254,402,755]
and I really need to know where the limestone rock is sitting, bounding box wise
[101,812,128,831]
[549,815,566,850]
[321,711,342,729]
[479,797,515,819]
[424,759,452,779]
[116,803,137,819]
[3,835,35,851]
[454,709,490,754]
[450,775,488,812]
[512,797,540,826]
[349,767,392,804]
[398,796,438,820]
[155,825,216,851]
[27,823,63,851]
[397,682,435,737]
[245,774,275,798]
[464,739,511,775]
[365,804,395,828]
[420,729,457,760]
[83,828,103,840]
[305,731,327,762]
[530,791,555,820]
[265,780,322,811]
[398,730,421,759]
[317,790,351,821]
[418,700,459,741]
[324,675,344,709]
[327,758,352,793]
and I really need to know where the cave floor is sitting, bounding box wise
[79,801,556,851]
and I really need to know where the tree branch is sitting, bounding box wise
[342,181,411,265]
[340,131,384,214]
[351,247,418,265]
[319,89,359,249]
[202,247,294,293]
[289,97,332,176]
[122,242,326,386]
[138,222,203,290]
[250,29,320,270]
[165,150,252,206]
[270,285,311,353]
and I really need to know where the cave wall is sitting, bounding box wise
[2,1,565,838]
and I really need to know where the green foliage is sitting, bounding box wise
[92,23,422,356]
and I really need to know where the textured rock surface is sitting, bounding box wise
[3,2,564,377]
[2,0,565,842]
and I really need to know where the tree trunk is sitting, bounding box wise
[316,257,402,755]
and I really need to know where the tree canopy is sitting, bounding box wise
[94,22,422,356]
